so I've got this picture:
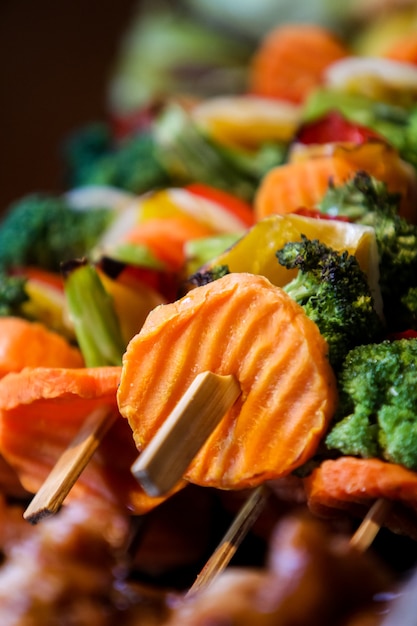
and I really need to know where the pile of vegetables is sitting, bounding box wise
[3,16,417,624]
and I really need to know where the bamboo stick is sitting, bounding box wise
[186,485,270,598]
[131,371,241,497]
[349,498,392,552]
[24,406,115,523]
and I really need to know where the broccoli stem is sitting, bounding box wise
[283,273,319,305]
[62,259,125,367]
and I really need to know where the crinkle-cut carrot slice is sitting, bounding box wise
[0,366,169,514]
[304,457,417,539]
[255,141,417,224]
[248,24,349,104]
[117,273,338,490]
[0,317,84,379]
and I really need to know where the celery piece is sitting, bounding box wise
[62,259,125,367]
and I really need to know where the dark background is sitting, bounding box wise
[0,0,140,212]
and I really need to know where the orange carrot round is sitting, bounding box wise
[117,272,338,490]
[254,141,417,223]
[0,366,166,513]
[304,457,417,538]
[248,24,349,104]
[0,317,84,378]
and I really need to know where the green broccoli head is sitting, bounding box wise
[276,235,383,370]
[319,172,417,330]
[0,272,29,316]
[0,194,113,273]
[64,123,171,195]
[326,338,417,471]
[188,264,230,288]
[63,122,113,188]
[319,170,400,222]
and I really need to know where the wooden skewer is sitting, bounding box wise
[186,484,270,598]
[130,369,269,597]
[185,491,390,599]
[131,371,242,497]
[349,497,392,552]
[24,405,116,524]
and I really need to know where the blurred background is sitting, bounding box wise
[1,0,416,212]
[0,0,139,211]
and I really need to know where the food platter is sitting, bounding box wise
[2,3,417,623]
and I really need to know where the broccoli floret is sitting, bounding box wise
[83,132,171,194]
[64,123,170,194]
[0,272,28,316]
[400,286,417,329]
[276,235,383,370]
[326,338,417,470]
[0,194,113,273]
[319,172,417,329]
[188,264,230,288]
[63,122,113,188]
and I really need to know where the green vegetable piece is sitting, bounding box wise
[303,88,417,168]
[0,272,28,317]
[64,124,171,195]
[318,172,417,330]
[0,194,113,273]
[62,259,125,367]
[185,233,241,276]
[276,235,383,370]
[401,286,417,329]
[326,338,417,470]
[154,103,284,202]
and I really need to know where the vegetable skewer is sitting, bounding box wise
[20,261,137,521]
[118,272,338,490]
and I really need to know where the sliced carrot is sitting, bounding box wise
[248,24,349,104]
[255,152,353,220]
[384,34,417,66]
[304,457,417,538]
[117,272,338,490]
[124,215,214,272]
[0,317,84,378]
[255,141,417,223]
[0,366,168,514]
